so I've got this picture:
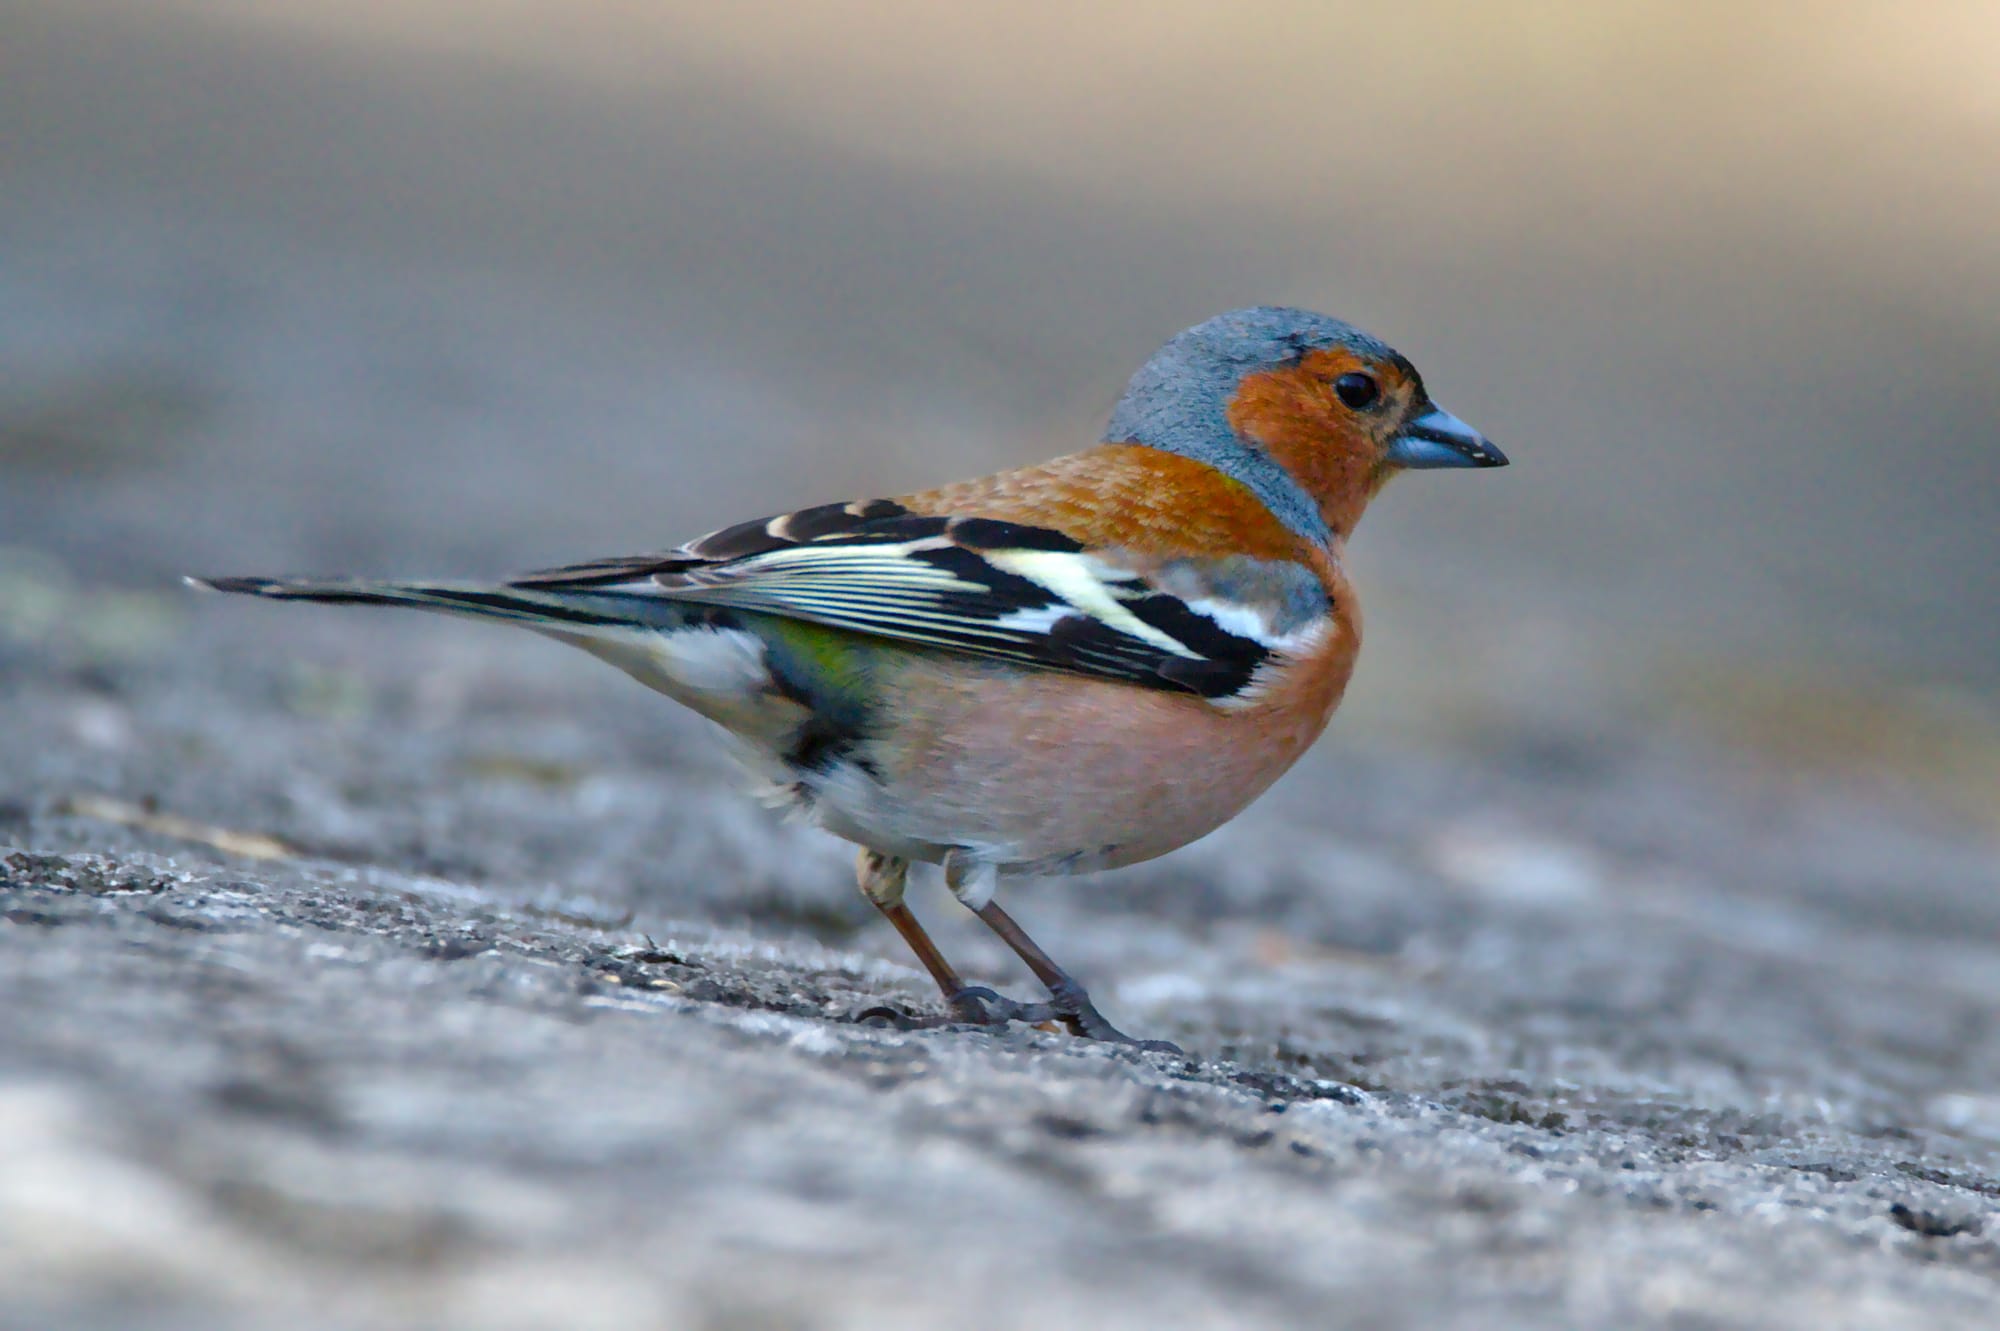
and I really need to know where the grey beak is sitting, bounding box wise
[1387,404,1507,469]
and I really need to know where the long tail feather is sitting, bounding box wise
[184,574,675,631]
[186,573,807,732]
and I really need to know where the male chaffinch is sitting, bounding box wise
[193,306,1505,1050]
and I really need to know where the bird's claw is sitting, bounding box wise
[854,988,1055,1032]
[865,985,1180,1055]
[946,985,1056,1028]
[854,1003,930,1030]
[950,981,1183,1056]
[1045,979,1184,1055]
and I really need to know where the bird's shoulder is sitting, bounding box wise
[899,444,1321,567]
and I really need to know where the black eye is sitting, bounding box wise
[1334,372,1380,410]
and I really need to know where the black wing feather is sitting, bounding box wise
[506,499,1319,699]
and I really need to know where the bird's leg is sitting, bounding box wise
[854,849,1048,1028]
[943,852,1181,1054]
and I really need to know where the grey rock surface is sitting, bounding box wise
[5,9,2000,1323]
[5,609,2000,1330]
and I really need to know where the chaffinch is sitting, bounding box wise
[193,306,1505,1050]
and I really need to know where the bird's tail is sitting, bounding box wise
[186,571,802,741]
[184,574,677,633]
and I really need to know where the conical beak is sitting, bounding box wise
[1386,404,1507,469]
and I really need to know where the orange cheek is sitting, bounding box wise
[1225,365,1382,536]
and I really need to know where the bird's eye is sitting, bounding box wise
[1334,372,1380,410]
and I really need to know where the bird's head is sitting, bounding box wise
[1105,306,1505,543]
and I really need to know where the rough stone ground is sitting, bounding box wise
[5,600,2000,1331]
[3,38,1999,1317]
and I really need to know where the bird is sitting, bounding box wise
[190,306,1506,1050]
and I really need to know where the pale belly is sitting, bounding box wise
[561,619,1354,878]
[793,651,1349,876]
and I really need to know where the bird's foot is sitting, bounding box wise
[855,987,1052,1031]
[853,1002,932,1030]
[861,985,1180,1055]
[946,984,1057,1028]
[1045,978,1183,1055]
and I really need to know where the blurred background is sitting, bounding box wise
[4,0,1998,803]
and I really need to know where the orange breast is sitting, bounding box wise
[870,621,1359,872]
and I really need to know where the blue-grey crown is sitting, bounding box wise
[1103,307,1396,546]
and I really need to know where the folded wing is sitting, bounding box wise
[510,499,1331,702]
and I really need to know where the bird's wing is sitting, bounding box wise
[509,500,1331,701]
